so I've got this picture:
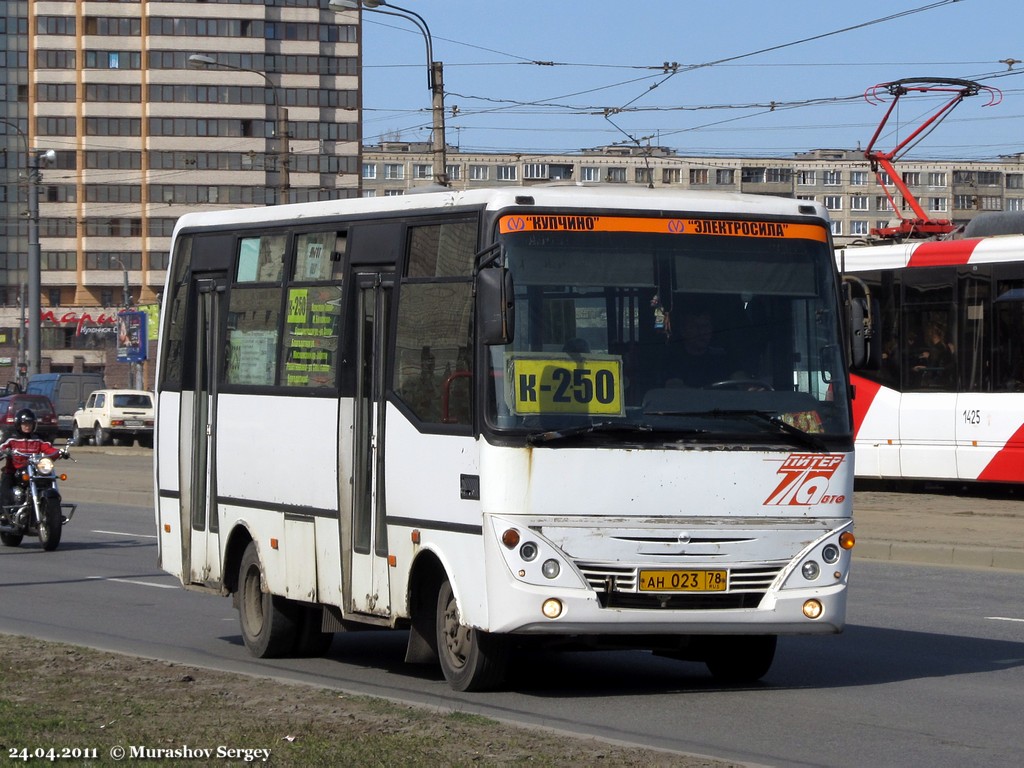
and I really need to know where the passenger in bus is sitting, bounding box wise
[912,321,954,388]
[664,310,734,387]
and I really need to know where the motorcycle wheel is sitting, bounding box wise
[1,532,23,547]
[38,498,63,551]
[237,541,299,658]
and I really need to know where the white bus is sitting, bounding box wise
[838,233,1024,485]
[155,185,856,691]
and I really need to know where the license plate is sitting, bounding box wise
[637,569,727,592]
[124,420,143,427]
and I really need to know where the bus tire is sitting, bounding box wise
[704,635,777,684]
[238,542,299,658]
[435,579,509,692]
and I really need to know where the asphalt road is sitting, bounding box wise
[2,449,1024,766]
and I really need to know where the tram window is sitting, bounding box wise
[993,277,1024,391]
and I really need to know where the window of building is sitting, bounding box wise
[523,163,548,180]
[850,220,870,236]
[362,163,377,179]
[446,164,461,181]
[901,172,921,186]
[928,172,947,187]
[876,196,894,212]
[689,168,709,185]
[384,163,404,180]
[715,169,734,185]
[823,170,842,186]
[606,167,626,183]
[980,196,1002,211]
[797,170,816,186]
[581,166,601,182]
[469,165,489,181]
[662,168,682,184]
[1007,174,1023,190]
[741,167,765,183]
[850,195,869,210]
[413,164,432,180]
[830,221,843,236]
[927,197,948,212]
[823,196,842,210]
[497,165,517,181]
[850,171,869,186]
[1008,198,1024,211]
[954,195,976,209]
[977,171,1002,186]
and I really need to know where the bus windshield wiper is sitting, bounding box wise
[727,410,828,451]
[644,408,827,451]
[526,421,654,445]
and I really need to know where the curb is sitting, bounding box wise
[856,540,1024,571]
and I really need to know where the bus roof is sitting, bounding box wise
[837,234,1024,271]
[171,184,829,239]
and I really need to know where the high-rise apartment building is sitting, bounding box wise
[0,0,360,389]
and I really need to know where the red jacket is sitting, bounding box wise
[0,435,60,474]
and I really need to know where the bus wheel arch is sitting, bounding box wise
[404,551,445,664]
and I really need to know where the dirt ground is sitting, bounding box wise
[0,636,738,767]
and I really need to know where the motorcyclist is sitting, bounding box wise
[0,409,61,511]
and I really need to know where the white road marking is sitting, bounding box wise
[985,616,1024,623]
[92,529,157,539]
[86,576,178,590]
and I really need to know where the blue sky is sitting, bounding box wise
[354,0,1023,159]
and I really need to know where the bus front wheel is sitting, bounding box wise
[435,579,509,692]
[238,542,299,658]
[704,635,777,684]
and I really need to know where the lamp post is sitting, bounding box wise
[330,0,448,186]
[110,256,140,388]
[2,118,54,378]
[187,54,290,205]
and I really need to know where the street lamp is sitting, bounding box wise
[330,0,448,186]
[187,53,290,205]
[2,118,54,378]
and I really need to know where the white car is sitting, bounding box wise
[72,389,154,448]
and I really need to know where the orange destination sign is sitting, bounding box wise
[498,215,828,242]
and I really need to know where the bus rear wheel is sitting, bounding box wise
[435,579,509,692]
[704,635,777,684]
[238,542,299,658]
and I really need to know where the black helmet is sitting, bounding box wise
[15,409,37,430]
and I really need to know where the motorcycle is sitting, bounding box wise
[0,441,76,551]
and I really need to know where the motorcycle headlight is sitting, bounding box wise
[37,458,55,475]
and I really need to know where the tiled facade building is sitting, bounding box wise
[362,143,1024,247]
[0,0,360,388]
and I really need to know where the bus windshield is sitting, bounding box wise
[485,224,851,443]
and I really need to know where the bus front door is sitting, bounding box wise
[349,272,393,617]
[181,274,226,587]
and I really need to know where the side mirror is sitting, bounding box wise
[477,266,515,345]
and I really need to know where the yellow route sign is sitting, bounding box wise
[507,354,624,416]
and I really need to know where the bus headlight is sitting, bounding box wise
[802,599,823,619]
[801,560,820,580]
[519,542,538,562]
[822,544,840,564]
[541,559,560,579]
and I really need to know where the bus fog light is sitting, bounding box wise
[802,599,823,619]
[541,559,560,579]
[822,544,840,564]
[519,542,538,561]
[542,599,563,619]
[801,561,820,580]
